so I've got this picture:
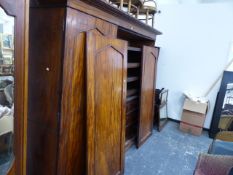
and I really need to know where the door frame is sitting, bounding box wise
[0,0,29,174]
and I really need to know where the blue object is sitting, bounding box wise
[208,139,233,156]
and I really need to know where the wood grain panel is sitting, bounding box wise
[86,29,127,175]
[137,46,158,148]
[28,8,65,128]
[57,8,94,175]
[57,8,118,175]
[28,7,65,175]
[95,18,118,37]
[27,122,58,175]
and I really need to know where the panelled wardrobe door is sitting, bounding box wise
[137,46,159,148]
[86,29,127,175]
[58,8,118,175]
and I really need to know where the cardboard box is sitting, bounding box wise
[180,122,203,136]
[180,98,208,136]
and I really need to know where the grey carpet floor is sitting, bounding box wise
[0,158,12,175]
[125,121,213,175]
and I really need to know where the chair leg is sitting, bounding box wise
[146,9,149,24]
[120,0,123,9]
[152,14,154,27]
[128,0,132,13]
[136,7,139,18]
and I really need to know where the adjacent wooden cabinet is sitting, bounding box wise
[28,0,161,174]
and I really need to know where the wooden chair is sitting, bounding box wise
[109,0,143,17]
[218,115,233,131]
[215,131,233,142]
[137,0,157,26]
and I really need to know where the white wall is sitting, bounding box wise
[154,2,233,128]
[0,8,14,34]
[227,42,233,71]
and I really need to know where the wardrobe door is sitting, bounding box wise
[86,29,127,175]
[137,46,159,147]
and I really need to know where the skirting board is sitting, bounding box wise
[168,118,210,131]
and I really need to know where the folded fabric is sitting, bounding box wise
[209,140,233,156]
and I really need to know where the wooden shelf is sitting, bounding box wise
[127,77,139,83]
[126,119,138,128]
[128,46,142,52]
[126,108,138,115]
[125,136,136,151]
[126,95,138,102]
[127,89,138,97]
[128,63,140,69]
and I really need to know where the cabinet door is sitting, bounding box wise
[86,29,127,175]
[137,46,159,147]
[58,9,118,175]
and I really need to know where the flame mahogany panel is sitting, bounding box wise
[86,29,127,175]
[137,46,159,148]
[57,8,118,175]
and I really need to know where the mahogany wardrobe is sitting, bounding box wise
[27,0,161,175]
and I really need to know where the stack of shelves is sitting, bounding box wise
[125,46,142,150]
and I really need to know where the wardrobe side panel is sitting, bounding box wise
[27,7,65,175]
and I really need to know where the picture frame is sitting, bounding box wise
[209,71,233,138]
[1,34,13,50]
[0,34,14,67]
